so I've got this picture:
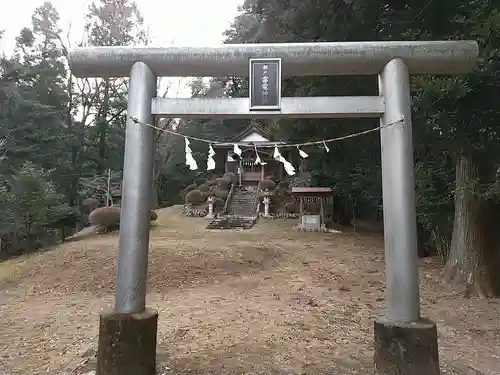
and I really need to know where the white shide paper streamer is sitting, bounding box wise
[184,137,198,170]
[207,144,216,171]
[273,146,295,176]
[254,146,267,165]
[297,146,309,158]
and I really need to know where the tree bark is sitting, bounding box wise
[441,154,500,297]
[150,160,159,209]
[97,80,111,173]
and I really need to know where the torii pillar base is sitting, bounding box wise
[374,317,440,375]
[96,309,158,375]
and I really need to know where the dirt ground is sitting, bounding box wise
[0,206,499,375]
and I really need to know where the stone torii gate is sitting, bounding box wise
[68,41,478,375]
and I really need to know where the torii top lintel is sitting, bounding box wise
[68,41,478,79]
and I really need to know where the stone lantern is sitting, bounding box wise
[262,191,271,218]
[206,195,215,218]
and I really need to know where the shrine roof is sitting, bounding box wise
[230,123,269,142]
[212,140,285,148]
[212,124,286,148]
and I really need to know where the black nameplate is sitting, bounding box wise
[249,58,281,110]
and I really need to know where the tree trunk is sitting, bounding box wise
[97,80,111,173]
[66,74,80,208]
[151,178,159,209]
[441,154,500,297]
[150,159,159,210]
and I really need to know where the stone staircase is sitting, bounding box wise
[206,184,258,230]
[227,185,257,217]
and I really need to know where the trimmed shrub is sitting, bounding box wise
[223,172,238,184]
[89,206,121,229]
[178,190,186,200]
[284,202,299,213]
[194,177,206,186]
[89,207,157,232]
[213,188,229,200]
[277,181,290,190]
[260,179,276,191]
[258,191,271,200]
[214,197,225,209]
[185,189,206,204]
[274,187,291,202]
[82,197,99,209]
[185,183,197,192]
[198,184,210,193]
[290,173,311,187]
[216,177,231,189]
[206,179,217,186]
[150,210,158,221]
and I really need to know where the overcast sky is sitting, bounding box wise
[0,0,243,97]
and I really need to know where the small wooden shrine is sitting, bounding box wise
[212,124,289,183]
[291,187,332,231]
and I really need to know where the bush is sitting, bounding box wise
[185,183,197,192]
[284,202,299,213]
[89,207,121,229]
[194,178,206,186]
[258,191,271,200]
[290,173,311,187]
[216,177,231,189]
[213,188,229,200]
[260,179,276,191]
[214,197,225,209]
[198,184,210,193]
[206,178,217,186]
[223,172,238,184]
[274,186,291,198]
[82,197,100,210]
[89,207,157,232]
[277,181,290,190]
[273,186,291,207]
[150,210,158,221]
[178,190,186,201]
[0,162,75,249]
[185,190,206,204]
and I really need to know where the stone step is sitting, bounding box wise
[225,185,258,218]
[206,216,257,230]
